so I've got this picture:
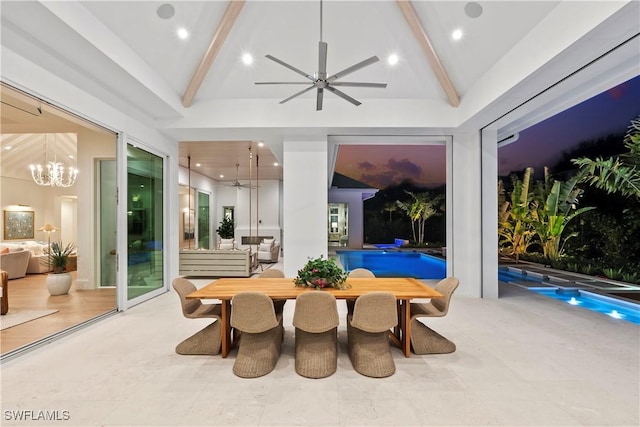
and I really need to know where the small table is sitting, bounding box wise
[187,277,443,358]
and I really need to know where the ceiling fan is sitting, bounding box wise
[222,162,257,190]
[255,0,387,111]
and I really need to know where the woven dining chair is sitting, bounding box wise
[172,278,222,355]
[409,277,459,354]
[346,268,376,314]
[347,291,398,378]
[259,268,286,313]
[292,291,339,378]
[230,291,283,378]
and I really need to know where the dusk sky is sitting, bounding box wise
[335,144,446,189]
[335,75,639,189]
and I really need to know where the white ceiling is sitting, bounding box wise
[1,1,638,181]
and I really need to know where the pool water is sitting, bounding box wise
[336,250,446,279]
[499,268,640,325]
[528,287,640,325]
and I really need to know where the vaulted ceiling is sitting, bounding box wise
[1,1,638,181]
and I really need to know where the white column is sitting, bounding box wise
[481,129,499,298]
[451,132,482,297]
[282,138,328,276]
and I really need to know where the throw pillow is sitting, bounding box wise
[220,238,234,244]
[219,243,234,250]
[259,243,272,252]
[0,247,9,255]
[262,238,275,246]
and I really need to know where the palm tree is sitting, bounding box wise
[573,115,640,199]
[382,202,397,222]
[396,191,442,244]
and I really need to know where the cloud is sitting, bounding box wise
[358,161,376,171]
[386,158,422,178]
[361,171,398,188]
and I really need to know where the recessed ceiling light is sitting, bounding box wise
[387,54,399,66]
[258,142,264,147]
[177,28,189,40]
[242,53,253,65]
[219,174,224,178]
[67,154,74,159]
[452,29,463,41]
[4,146,12,150]
[273,162,278,167]
[195,163,201,167]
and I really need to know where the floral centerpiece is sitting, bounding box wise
[294,255,350,290]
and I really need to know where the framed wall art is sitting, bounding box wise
[3,210,35,240]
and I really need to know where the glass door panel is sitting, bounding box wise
[198,191,210,249]
[127,145,163,300]
[100,160,117,286]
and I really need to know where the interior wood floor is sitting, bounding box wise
[1,272,116,354]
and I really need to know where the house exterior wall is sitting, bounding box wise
[328,189,367,249]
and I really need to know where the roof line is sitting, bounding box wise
[396,0,460,107]
[182,0,246,107]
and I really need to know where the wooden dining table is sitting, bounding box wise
[187,277,443,358]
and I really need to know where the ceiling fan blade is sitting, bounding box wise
[255,82,313,85]
[265,55,315,81]
[326,86,361,106]
[318,41,328,79]
[279,85,315,104]
[327,56,380,82]
[316,88,324,111]
[330,82,387,88]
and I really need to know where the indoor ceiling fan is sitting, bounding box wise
[221,162,257,190]
[255,0,387,111]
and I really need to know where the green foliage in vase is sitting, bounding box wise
[216,217,234,239]
[48,241,75,273]
[294,256,349,290]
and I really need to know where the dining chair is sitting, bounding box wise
[258,268,286,313]
[230,291,283,378]
[347,291,398,378]
[172,277,222,355]
[292,291,339,378]
[409,277,459,354]
[346,268,376,314]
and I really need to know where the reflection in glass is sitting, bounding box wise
[198,191,210,249]
[127,145,163,300]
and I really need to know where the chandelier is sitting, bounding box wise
[29,134,78,187]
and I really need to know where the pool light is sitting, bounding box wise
[608,310,623,319]
[568,297,580,305]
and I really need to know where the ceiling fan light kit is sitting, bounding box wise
[255,0,387,110]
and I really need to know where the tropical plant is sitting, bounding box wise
[382,202,397,222]
[530,169,595,262]
[621,272,639,284]
[47,241,76,273]
[396,191,443,244]
[602,267,623,281]
[215,217,234,239]
[294,256,349,290]
[573,115,640,199]
[498,167,537,263]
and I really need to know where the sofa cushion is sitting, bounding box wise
[258,243,272,252]
[219,243,234,250]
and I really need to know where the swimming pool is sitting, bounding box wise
[499,268,640,325]
[336,250,446,279]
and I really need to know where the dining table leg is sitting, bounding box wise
[402,299,411,357]
[221,299,231,358]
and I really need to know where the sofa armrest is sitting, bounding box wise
[0,250,31,279]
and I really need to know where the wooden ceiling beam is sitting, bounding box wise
[396,0,460,107]
[182,0,245,107]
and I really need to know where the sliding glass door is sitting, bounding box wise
[126,144,164,301]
